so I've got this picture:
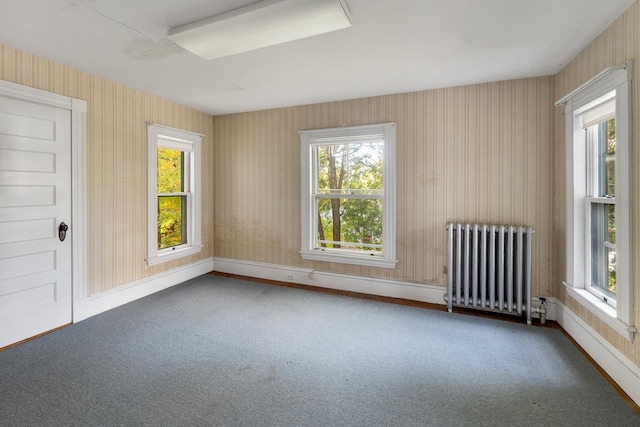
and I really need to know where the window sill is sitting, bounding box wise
[563,282,636,342]
[300,250,397,269]
[147,245,203,266]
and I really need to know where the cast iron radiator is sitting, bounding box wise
[445,223,535,324]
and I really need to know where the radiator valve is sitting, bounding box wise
[532,297,548,324]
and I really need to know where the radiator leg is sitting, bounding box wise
[443,293,453,313]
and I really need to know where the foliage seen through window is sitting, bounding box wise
[157,148,186,249]
[315,141,383,251]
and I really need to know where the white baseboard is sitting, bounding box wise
[212,257,556,322]
[73,258,214,322]
[213,257,448,305]
[556,300,640,406]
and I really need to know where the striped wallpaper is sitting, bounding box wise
[214,77,555,297]
[554,1,639,364]
[0,44,215,296]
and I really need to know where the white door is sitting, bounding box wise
[0,95,72,349]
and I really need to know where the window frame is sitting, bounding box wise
[300,122,397,268]
[147,123,202,266]
[556,61,635,341]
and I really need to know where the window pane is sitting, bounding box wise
[158,196,187,249]
[316,145,345,193]
[348,142,383,194]
[316,197,382,251]
[590,203,616,298]
[605,118,615,197]
[595,119,615,197]
[158,148,184,193]
[316,142,383,195]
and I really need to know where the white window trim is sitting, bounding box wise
[147,123,203,266]
[300,123,397,268]
[556,61,636,341]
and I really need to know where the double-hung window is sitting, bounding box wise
[584,99,616,303]
[147,123,202,266]
[300,123,397,268]
[556,62,635,341]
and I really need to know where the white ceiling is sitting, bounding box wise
[0,0,635,115]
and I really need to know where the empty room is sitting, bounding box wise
[0,0,639,425]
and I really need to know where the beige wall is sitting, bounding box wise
[214,78,556,297]
[553,2,639,364]
[0,44,215,296]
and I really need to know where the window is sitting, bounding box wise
[300,123,397,268]
[556,62,635,341]
[585,107,616,303]
[147,123,202,266]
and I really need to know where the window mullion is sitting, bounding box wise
[586,196,615,204]
[158,191,190,196]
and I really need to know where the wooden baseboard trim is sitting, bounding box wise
[0,323,71,353]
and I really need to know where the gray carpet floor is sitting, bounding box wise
[1,274,638,426]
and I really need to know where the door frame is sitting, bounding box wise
[0,80,87,322]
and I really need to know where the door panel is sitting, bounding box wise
[0,149,55,172]
[0,96,72,348]
[0,251,56,281]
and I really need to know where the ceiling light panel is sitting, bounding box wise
[168,0,352,60]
